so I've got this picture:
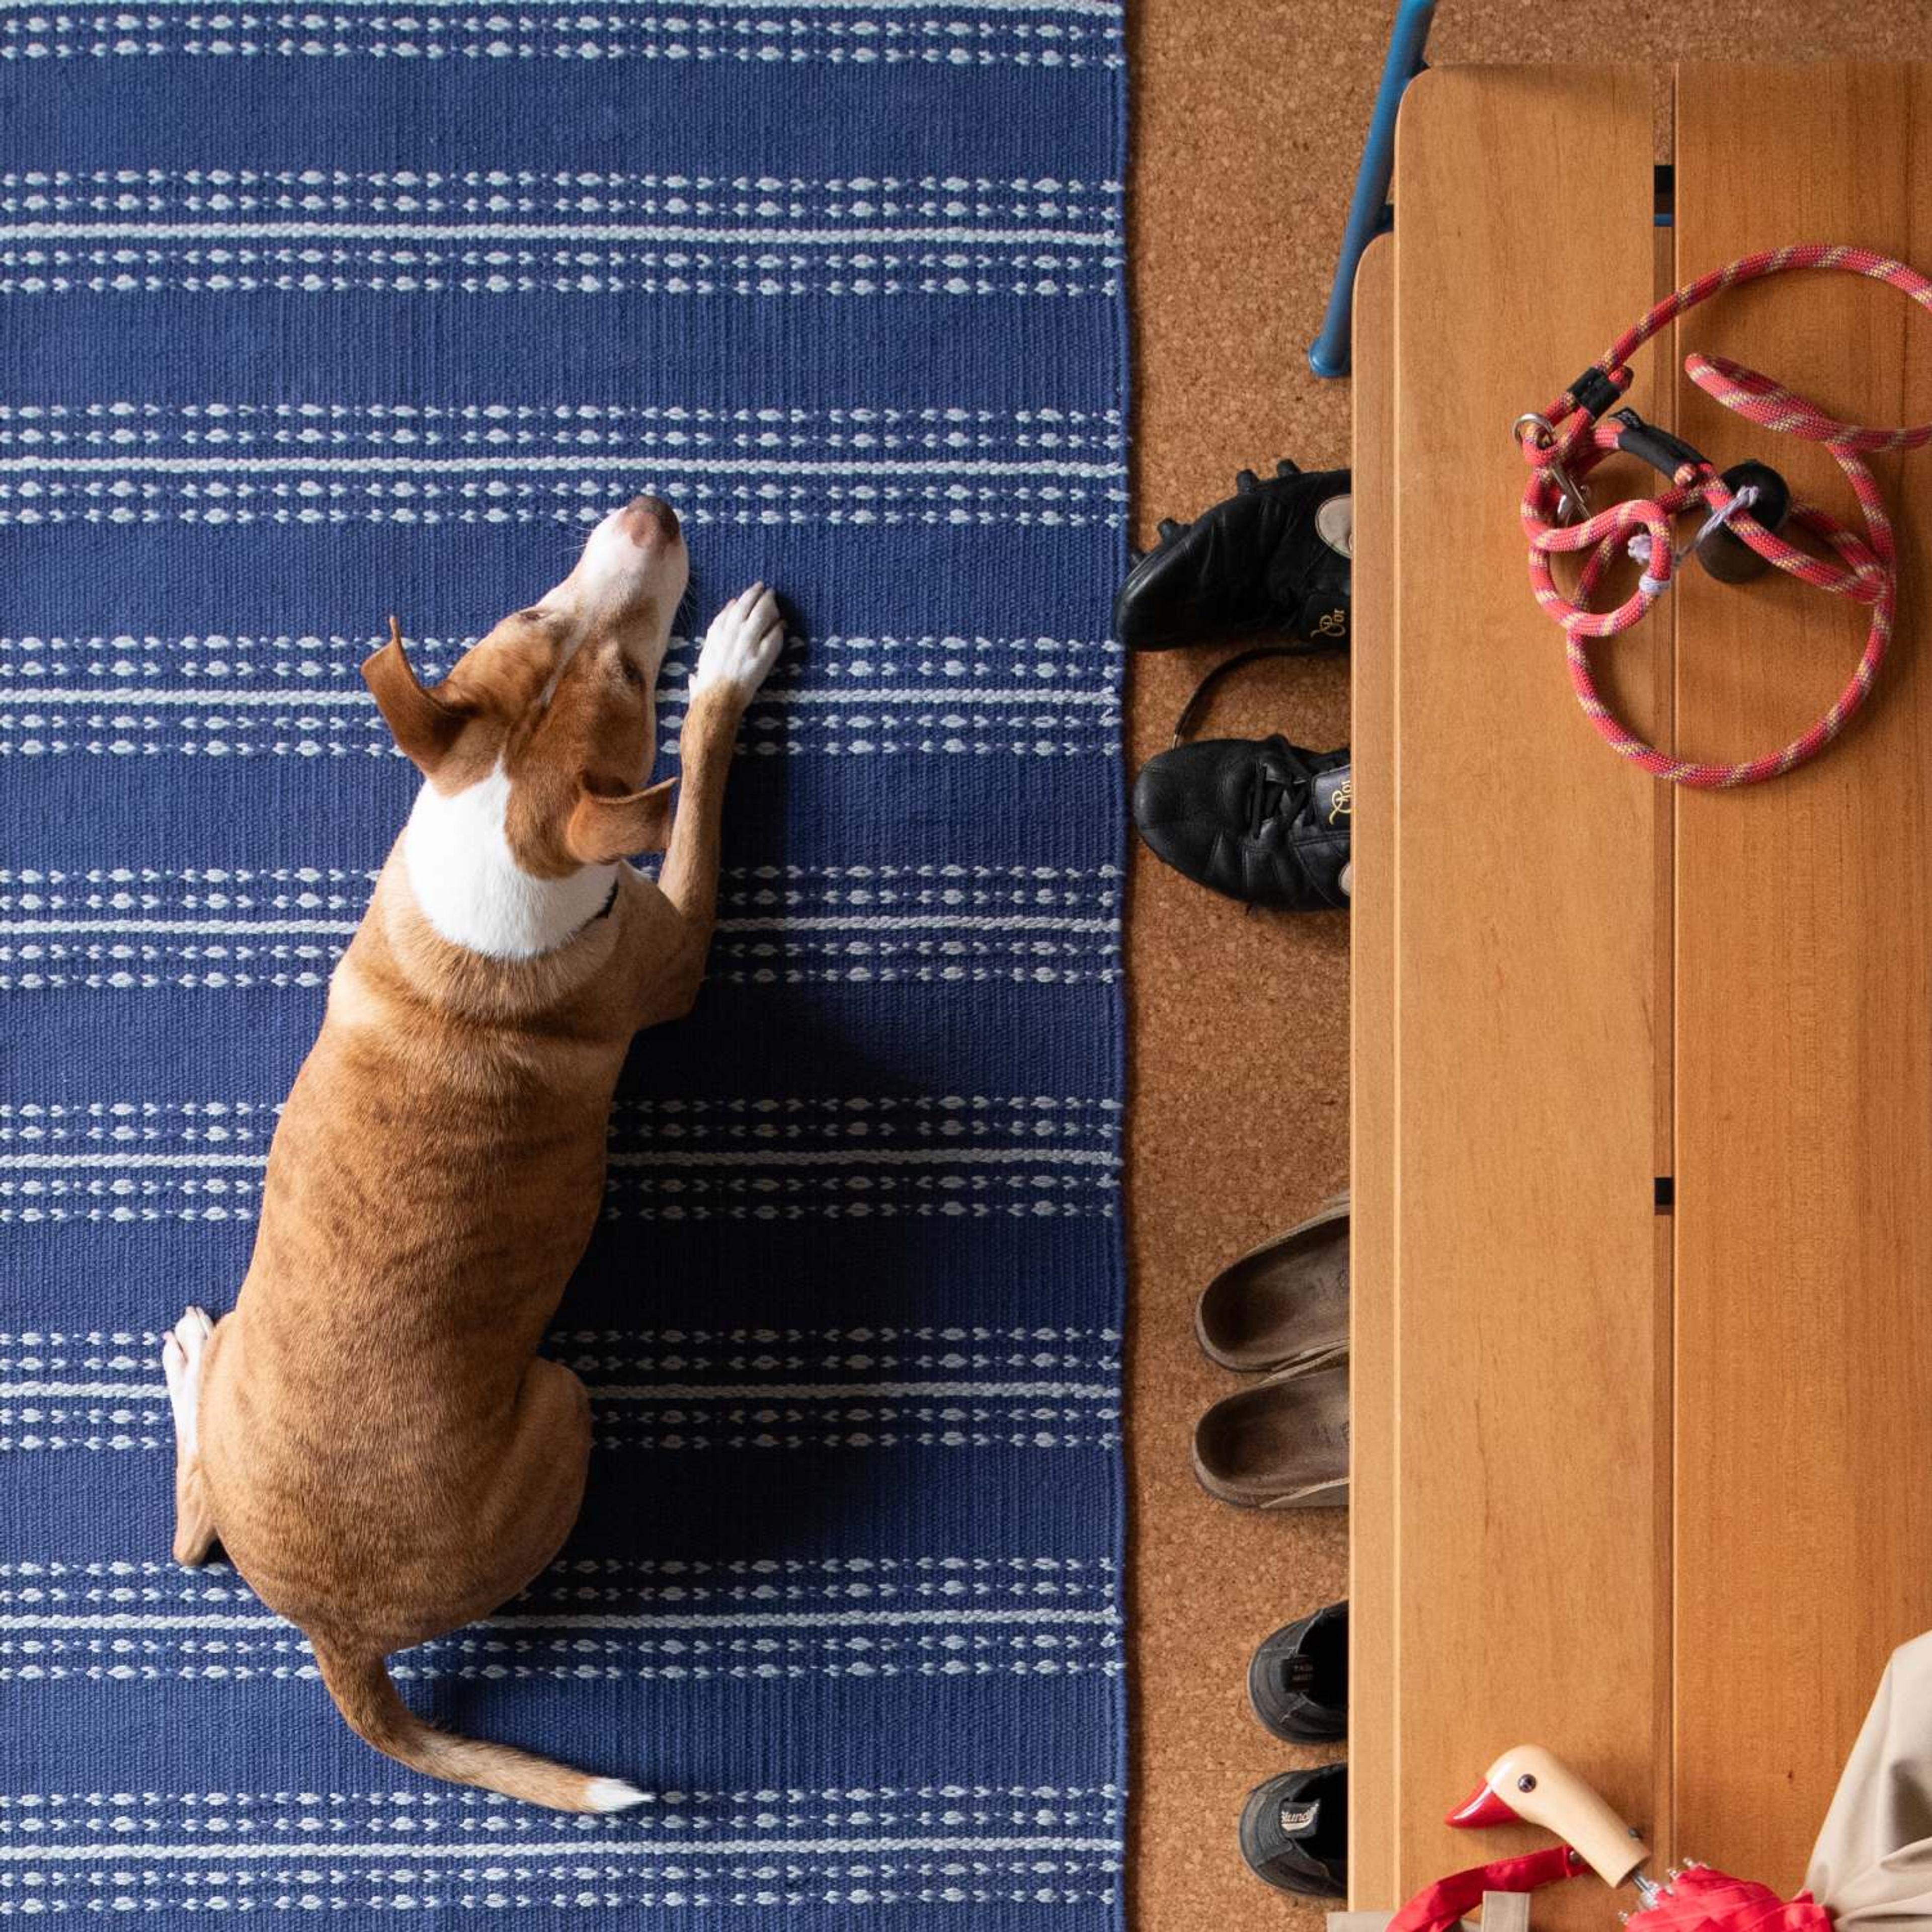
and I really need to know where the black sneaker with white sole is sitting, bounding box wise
[1239,1762,1348,1898]
[1114,461,1352,652]
[1133,733,1351,911]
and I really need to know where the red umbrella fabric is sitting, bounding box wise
[1387,1846,1583,1932]
[1388,1853,1831,1932]
[1623,1866,1832,1932]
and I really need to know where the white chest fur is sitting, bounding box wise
[402,766,617,959]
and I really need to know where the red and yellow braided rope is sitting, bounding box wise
[1518,242,1932,789]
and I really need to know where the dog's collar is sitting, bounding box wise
[558,872,622,949]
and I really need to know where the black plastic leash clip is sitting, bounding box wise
[1609,407,1711,478]
[1609,407,1792,585]
[1568,365,1625,422]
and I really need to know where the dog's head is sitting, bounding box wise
[363,495,690,872]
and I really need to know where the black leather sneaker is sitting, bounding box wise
[1133,734,1350,910]
[1239,1762,1348,1898]
[1114,461,1352,651]
[1249,1600,1348,1742]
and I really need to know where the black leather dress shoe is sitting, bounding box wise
[1239,1762,1348,1898]
[1133,733,1350,910]
[1114,460,1352,651]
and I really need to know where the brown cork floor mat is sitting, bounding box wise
[1122,7,1931,1928]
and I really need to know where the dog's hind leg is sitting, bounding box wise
[476,1357,594,1608]
[161,1306,220,1566]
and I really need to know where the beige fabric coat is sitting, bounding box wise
[1808,1631,1932,1924]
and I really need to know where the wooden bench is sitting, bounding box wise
[1349,61,1932,1925]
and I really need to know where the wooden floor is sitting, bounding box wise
[1124,12,1932,1932]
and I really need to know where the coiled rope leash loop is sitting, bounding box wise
[1517,243,1932,789]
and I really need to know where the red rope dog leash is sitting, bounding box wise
[1517,243,1932,788]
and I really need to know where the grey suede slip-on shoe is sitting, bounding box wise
[1193,1353,1349,1509]
[1195,1194,1349,1374]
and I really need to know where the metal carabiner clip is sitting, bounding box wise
[1512,412,1591,525]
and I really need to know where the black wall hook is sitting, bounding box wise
[1697,460,1791,585]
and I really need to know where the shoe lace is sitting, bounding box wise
[1245,745,1338,909]
[1246,745,1314,841]
[1171,644,1313,745]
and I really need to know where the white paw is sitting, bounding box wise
[691,583,784,697]
[162,1305,214,1457]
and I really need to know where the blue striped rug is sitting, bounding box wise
[0,7,1129,1923]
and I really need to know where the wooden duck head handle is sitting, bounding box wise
[1446,1744,1651,1890]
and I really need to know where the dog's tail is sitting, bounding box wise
[310,1638,645,1814]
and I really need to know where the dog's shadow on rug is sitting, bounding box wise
[579,987,928,1535]
[426,601,1008,1748]
[427,848,964,1743]
[422,1009,937,1750]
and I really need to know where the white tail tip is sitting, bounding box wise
[585,1778,649,1813]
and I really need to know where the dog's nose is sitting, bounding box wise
[616,494,680,543]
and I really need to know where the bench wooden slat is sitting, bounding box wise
[1350,225,1399,1910]
[1672,59,1932,1893]
[1377,63,1670,1919]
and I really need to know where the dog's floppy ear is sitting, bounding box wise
[362,616,469,775]
[566,778,677,864]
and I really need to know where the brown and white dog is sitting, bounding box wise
[157,495,783,1812]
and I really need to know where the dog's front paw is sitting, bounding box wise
[692,584,784,697]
